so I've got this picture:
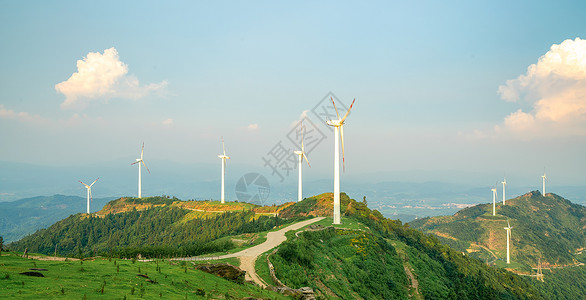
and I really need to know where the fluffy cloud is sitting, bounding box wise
[55,47,167,109]
[161,118,174,125]
[496,38,586,136]
[247,123,259,130]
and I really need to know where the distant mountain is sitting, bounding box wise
[409,191,585,271]
[0,194,115,243]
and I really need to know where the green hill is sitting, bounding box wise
[9,196,291,258]
[3,193,585,299]
[267,193,548,299]
[409,191,585,271]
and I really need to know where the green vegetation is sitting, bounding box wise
[0,252,287,299]
[10,204,289,259]
[271,227,408,299]
[410,191,586,269]
[4,192,585,299]
[273,193,551,299]
[533,266,586,299]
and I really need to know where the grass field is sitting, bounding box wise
[0,252,288,299]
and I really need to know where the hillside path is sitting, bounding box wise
[175,216,325,287]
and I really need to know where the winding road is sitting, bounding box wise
[175,217,325,287]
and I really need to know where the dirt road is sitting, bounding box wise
[177,217,325,287]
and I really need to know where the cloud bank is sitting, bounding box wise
[496,38,586,136]
[55,47,167,109]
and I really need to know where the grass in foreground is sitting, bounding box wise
[0,252,289,299]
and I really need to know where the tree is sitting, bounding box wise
[0,236,3,254]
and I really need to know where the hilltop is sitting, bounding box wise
[410,191,586,271]
[9,196,295,259]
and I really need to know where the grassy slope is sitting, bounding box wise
[272,193,551,299]
[0,252,287,299]
[409,191,585,270]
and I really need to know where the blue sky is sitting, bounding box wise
[2,1,586,196]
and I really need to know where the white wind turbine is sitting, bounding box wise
[131,143,150,198]
[541,171,547,196]
[218,137,230,204]
[293,122,311,202]
[326,97,355,225]
[501,177,507,205]
[79,178,99,214]
[491,184,498,216]
[504,220,513,264]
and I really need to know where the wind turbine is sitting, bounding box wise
[542,171,547,196]
[293,122,311,202]
[501,177,507,205]
[491,184,498,216]
[131,143,150,198]
[326,97,355,225]
[79,178,99,214]
[504,220,513,264]
[218,137,230,204]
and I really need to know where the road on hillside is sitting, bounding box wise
[175,216,325,287]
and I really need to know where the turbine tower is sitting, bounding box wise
[218,137,230,204]
[326,97,355,225]
[131,143,150,198]
[79,178,99,214]
[501,178,507,205]
[504,220,513,264]
[491,185,497,216]
[293,122,311,202]
[542,171,547,196]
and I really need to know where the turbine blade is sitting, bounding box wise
[79,181,89,188]
[222,136,226,156]
[141,142,144,159]
[301,121,305,152]
[131,160,139,165]
[89,188,93,203]
[340,98,356,122]
[330,96,341,120]
[142,160,151,174]
[303,153,311,168]
[90,177,99,187]
[340,125,346,172]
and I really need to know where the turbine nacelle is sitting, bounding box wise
[326,119,343,127]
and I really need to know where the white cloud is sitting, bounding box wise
[247,123,259,130]
[162,118,174,125]
[0,104,42,123]
[55,47,167,109]
[496,37,586,136]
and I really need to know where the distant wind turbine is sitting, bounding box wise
[491,184,498,216]
[293,122,311,202]
[218,137,230,204]
[326,97,355,225]
[79,178,99,214]
[504,220,513,264]
[501,178,507,205]
[131,143,150,198]
[542,171,547,196]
